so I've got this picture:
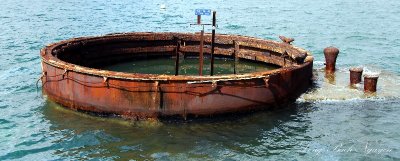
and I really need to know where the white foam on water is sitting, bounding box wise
[160,4,166,10]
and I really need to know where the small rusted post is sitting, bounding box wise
[279,36,294,44]
[210,11,216,76]
[199,30,204,76]
[323,46,339,73]
[197,15,201,25]
[364,75,379,93]
[174,38,180,76]
[349,67,363,85]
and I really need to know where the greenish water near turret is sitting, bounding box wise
[102,58,278,75]
[1,0,400,160]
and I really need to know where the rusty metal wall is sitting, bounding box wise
[41,32,313,119]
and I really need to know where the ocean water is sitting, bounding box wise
[0,0,399,160]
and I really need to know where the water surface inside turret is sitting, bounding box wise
[101,57,279,75]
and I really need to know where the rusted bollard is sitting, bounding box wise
[324,46,339,73]
[349,67,363,85]
[364,75,379,92]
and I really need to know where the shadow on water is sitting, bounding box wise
[41,100,314,160]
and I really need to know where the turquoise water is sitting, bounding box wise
[1,0,400,160]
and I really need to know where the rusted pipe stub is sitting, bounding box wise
[364,74,379,92]
[349,67,363,85]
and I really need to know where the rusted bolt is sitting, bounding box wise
[154,81,159,92]
[62,69,68,79]
[364,74,379,93]
[211,81,217,88]
[103,76,108,83]
[41,49,46,56]
[262,77,269,87]
[103,76,109,88]
[42,71,47,82]
[323,46,339,73]
[349,67,363,85]
[279,36,294,44]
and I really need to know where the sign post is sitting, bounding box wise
[191,9,212,76]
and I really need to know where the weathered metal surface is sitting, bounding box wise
[279,36,294,44]
[349,67,363,85]
[40,32,314,120]
[364,74,379,93]
[323,46,339,73]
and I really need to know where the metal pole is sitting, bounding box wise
[199,29,204,76]
[197,15,201,25]
[210,11,216,76]
[233,40,237,74]
[233,40,239,74]
[175,38,180,76]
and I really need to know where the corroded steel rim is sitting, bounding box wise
[40,32,314,119]
[41,32,313,82]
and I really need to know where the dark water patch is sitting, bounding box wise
[0,122,17,130]
[33,13,46,17]
[141,16,152,19]
[304,11,313,15]
[102,57,278,75]
[0,145,59,160]
[162,14,183,19]
[15,137,47,148]
[0,15,11,19]
[225,24,245,30]
[119,145,143,153]
[10,112,35,121]
[345,35,370,41]
[0,119,11,124]
[14,56,38,64]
